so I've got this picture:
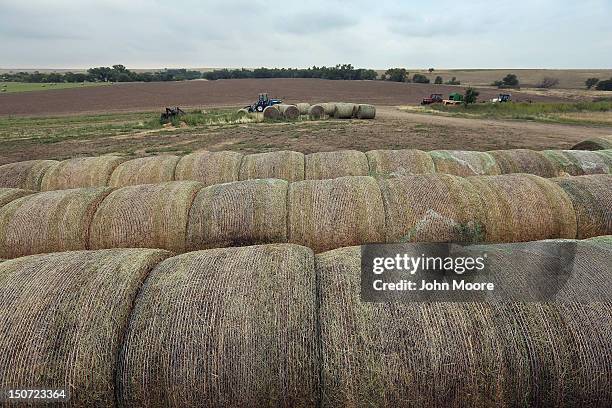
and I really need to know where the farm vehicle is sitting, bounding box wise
[243,93,283,113]
[160,107,185,122]
[443,92,464,105]
[491,93,512,103]
[421,93,444,105]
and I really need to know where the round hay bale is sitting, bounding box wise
[0,188,33,209]
[186,179,288,250]
[237,108,250,115]
[276,104,300,119]
[366,149,435,176]
[40,155,125,191]
[239,150,305,182]
[333,103,358,119]
[320,102,336,116]
[117,244,319,407]
[468,174,577,243]
[378,174,485,243]
[430,150,501,176]
[0,248,169,407]
[0,159,58,190]
[355,104,376,119]
[554,174,612,238]
[542,150,610,176]
[488,149,557,177]
[288,176,385,252]
[0,187,112,259]
[263,105,281,120]
[89,181,202,253]
[296,102,311,115]
[305,150,369,180]
[572,135,612,150]
[175,150,243,187]
[308,104,325,119]
[109,155,180,188]
[316,244,612,407]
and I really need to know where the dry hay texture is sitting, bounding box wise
[316,245,612,407]
[366,149,436,177]
[554,174,612,238]
[308,104,325,119]
[239,150,305,182]
[0,159,58,190]
[288,176,385,252]
[333,103,357,119]
[186,179,288,250]
[41,155,125,191]
[572,134,612,150]
[117,244,319,407]
[0,249,170,406]
[0,187,111,259]
[0,188,33,209]
[89,181,202,253]
[468,174,577,243]
[296,102,311,115]
[276,104,300,119]
[429,150,501,177]
[379,174,485,243]
[542,150,611,176]
[175,150,243,187]
[319,102,336,116]
[109,155,180,187]
[305,150,369,180]
[355,104,376,119]
[263,105,281,119]
[488,149,557,178]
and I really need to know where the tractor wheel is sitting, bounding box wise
[256,105,264,112]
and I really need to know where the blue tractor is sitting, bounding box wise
[244,93,282,113]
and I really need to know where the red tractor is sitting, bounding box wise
[421,93,444,105]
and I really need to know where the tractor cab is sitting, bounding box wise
[245,93,283,112]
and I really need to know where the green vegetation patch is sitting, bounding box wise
[0,82,108,94]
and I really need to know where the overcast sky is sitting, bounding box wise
[1,0,610,69]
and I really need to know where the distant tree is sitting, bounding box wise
[595,79,612,91]
[501,73,519,88]
[434,76,443,84]
[384,68,409,82]
[585,77,600,89]
[464,88,479,106]
[412,73,430,83]
[536,77,560,89]
[428,67,435,73]
[446,76,461,85]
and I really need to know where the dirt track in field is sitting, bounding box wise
[0,78,569,117]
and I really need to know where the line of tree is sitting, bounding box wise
[585,77,612,91]
[0,64,378,83]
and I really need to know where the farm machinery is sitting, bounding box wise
[243,93,282,113]
[421,93,443,105]
[160,107,185,122]
[491,93,512,103]
[443,92,464,105]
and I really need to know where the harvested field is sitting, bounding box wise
[288,176,385,252]
[366,149,435,176]
[89,181,202,252]
[186,179,288,250]
[554,175,612,238]
[175,151,243,186]
[429,150,501,176]
[305,150,369,180]
[572,135,612,150]
[109,155,180,187]
[0,159,58,190]
[378,174,485,243]
[468,174,577,242]
[0,188,33,208]
[316,242,612,407]
[0,249,169,407]
[542,150,611,175]
[0,79,566,117]
[488,149,557,178]
[239,150,305,182]
[118,244,319,407]
[41,155,125,190]
[0,187,111,258]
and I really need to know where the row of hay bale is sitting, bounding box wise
[1,239,610,406]
[572,134,612,150]
[250,102,376,120]
[0,173,609,258]
[2,148,611,191]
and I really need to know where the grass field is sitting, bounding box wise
[0,82,108,93]
[403,100,612,126]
